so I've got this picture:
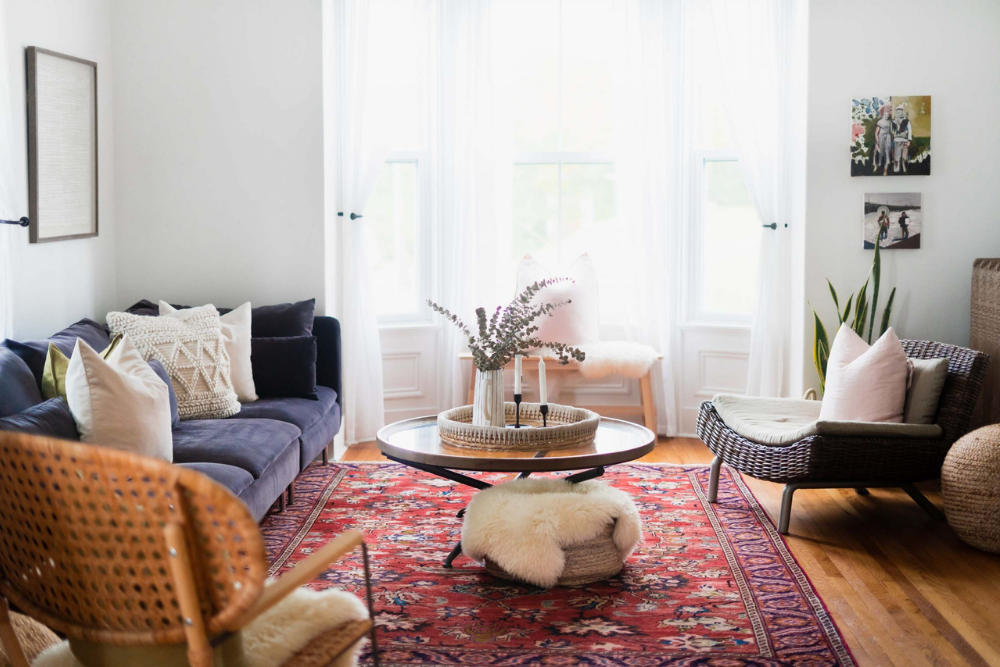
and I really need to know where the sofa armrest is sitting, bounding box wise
[313,316,342,412]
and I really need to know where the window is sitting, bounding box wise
[363,0,433,322]
[684,4,760,323]
[496,0,626,320]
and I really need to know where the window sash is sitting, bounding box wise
[686,149,756,324]
[374,152,433,325]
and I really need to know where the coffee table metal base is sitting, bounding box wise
[384,455,606,567]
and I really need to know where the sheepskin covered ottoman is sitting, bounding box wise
[461,478,642,588]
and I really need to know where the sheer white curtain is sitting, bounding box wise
[325,0,386,444]
[612,0,684,435]
[0,0,16,339]
[708,0,795,397]
[435,0,499,409]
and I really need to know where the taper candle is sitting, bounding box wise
[514,354,522,394]
[538,357,547,405]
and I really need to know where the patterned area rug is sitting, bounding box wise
[261,462,855,666]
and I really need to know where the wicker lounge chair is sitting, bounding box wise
[697,340,989,534]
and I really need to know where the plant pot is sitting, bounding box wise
[472,369,505,427]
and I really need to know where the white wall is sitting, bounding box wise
[804,0,1000,390]
[111,0,325,311]
[5,0,116,339]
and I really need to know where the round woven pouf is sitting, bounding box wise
[485,522,623,587]
[942,425,1000,553]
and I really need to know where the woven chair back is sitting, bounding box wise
[0,432,267,646]
[901,339,990,442]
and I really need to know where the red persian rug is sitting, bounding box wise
[261,463,855,666]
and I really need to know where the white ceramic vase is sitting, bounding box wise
[472,368,505,427]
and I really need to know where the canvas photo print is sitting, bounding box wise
[851,96,931,176]
[864,193,921,249]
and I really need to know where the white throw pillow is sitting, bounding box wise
[65,336,173,461]
[819,324,911,423]
[107,305,240,420]
[159,301,257,403]
[515,253,599,346]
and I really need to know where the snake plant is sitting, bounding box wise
[811,240,896,393]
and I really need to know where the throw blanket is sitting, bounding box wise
[576,341,659,379]
[462,479,642,588]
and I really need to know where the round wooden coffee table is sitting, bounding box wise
[376,415,655,567]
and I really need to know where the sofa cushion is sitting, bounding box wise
[171,418,301,478]
[251,336,318,399]
[148,359,180,427]
[0,347,43,418]
[299,401,341,469]
[233,386,336,433]
[0,398,78,440]
[177,462,254,497]
[2,319,111,387]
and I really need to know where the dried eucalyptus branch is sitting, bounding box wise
[428,278,587,371]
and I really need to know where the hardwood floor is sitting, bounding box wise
[341,436,1000,666]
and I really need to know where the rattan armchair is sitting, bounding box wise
[0,431,377,667]
[697,340,989,534]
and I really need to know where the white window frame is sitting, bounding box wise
[686,148,757,325]
[374,151,434,326]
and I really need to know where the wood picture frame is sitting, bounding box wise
[26,46,99,243]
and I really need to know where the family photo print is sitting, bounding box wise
[863,192,922,249]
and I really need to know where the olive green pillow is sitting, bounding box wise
[42,334,122,400]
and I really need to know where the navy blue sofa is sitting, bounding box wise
[0,312,342,522]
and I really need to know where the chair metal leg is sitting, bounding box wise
[277,493,286,513]
[778,484,798,535]
[287,485,295,506]
[708,456,722,503]
[443,542,463,568]
[322,448,329,465]
[903,483,945,520]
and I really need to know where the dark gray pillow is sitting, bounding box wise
[0,397,78,440]
[148,359,180,428]
[251,299,316,337]
[0,347,43,418]
[251,336,318,399]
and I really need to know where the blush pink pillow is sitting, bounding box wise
[819,324,911,423]
[515,253,599,346]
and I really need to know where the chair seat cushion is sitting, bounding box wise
[171,418,301,478]
[712,393,944,446]
[232,386,337,433]
[34,586,368,667]
[177,462,255,497]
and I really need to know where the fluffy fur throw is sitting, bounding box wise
[33,586,368,667]
[461,479,642,588]
[576,341,659,379]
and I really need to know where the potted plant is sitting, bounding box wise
[429,279,586,427]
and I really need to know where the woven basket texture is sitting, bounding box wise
[942,425,1000,553]
[438,402,599,451]
[971,258,1000,429]
[0,431,267,646]
[697,339,990,484]
[0,611,61,666]
[485,523,623,587]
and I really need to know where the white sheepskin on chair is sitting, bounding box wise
[33,586,368,667]
[461,478,642,589]
[576,341,660,379]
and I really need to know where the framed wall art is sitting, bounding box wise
[26,46,98,243]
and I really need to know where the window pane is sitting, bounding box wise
[561,1,616,153]
[512,164,559,266]
[702,161,760,316]
[367,162,420,317]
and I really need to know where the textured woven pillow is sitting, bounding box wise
[107,306,240,420]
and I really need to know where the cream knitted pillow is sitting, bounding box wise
[107,305,240,420]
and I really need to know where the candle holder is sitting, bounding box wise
[513,393,522,428]
[539,404,548,428]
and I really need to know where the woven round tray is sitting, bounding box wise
[437,402,600,451]
[485,522,623,587]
